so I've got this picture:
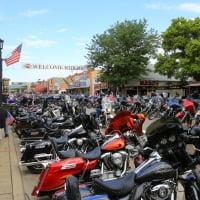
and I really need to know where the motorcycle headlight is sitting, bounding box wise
[111,153,123,166]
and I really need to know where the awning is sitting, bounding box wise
[185,82,200,87]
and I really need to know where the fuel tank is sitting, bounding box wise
[101,134,125,151]
[135,161,176,183]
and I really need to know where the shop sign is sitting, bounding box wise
[23,63,87,71]
[140,80,158,86]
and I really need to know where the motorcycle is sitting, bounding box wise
[161,98,182,117]
[99,101,115,128]
[147,102,167,120]
[19,110,91,148]
[105,111,145,136]
[179,170,200,200]
[19,112,101,174]
[53,149,178,200]
[13,112,33,138]
[53,116,200,200]
[31,112,145,197]
[175,98,196,127]
[19,131,69,174]
[105,111,145,167]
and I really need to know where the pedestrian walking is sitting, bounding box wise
[63,92,72,113]
[0,104,8,139]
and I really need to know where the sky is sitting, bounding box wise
[1,0,200,83]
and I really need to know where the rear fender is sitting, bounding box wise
[32,157,97,197]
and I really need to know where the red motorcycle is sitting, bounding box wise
[105,111,145,167]
[105,111,145,136]
[175,99,196,127]
[32,111,145,197]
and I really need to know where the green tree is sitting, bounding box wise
[155,17,200,81]
[85,19,160,87]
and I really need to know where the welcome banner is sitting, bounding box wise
[22,63,88,71]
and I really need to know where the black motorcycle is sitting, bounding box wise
[52,116,200,200]
[19,113,101,174]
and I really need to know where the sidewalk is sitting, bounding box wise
[0,127,25,200]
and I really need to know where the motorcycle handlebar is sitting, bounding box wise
[180,133,200,141]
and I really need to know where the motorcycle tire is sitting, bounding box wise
[148,111,158,120]
[14,129,24,139]
[184,182,200,200]
[27,164,43,174]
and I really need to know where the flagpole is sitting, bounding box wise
[0,38,4,105]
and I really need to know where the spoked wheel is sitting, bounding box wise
[148,111,159,120]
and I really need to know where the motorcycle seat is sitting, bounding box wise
[54,119,75,128]
[57,149,76,159]
[52,134,68,144]
[76,146,101,160]
[93,171,135,197]
[49,137,68,152]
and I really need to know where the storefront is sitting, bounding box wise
[185,82,200,98]
[125,78,184,98]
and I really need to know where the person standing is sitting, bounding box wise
[96,93,105,117]
[63,92,72,113]
[0,105,8,139]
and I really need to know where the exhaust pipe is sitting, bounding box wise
[19,159,56,167]
[19,161,44,167]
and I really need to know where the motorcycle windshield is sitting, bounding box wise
[146,116,183,145]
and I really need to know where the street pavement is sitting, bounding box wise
[0,126,25,200]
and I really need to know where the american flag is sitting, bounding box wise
[6,112,14,126]
[4,43,22,67]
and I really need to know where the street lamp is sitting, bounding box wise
[0,38,4,104]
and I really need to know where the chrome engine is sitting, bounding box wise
[68,137,90,152]
[90,150,129,180]
[145,180,176,200]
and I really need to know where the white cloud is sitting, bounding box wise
[20,9,48,17]
[146,2,200,13]
[145,2,174,10]
[179,3,200,13]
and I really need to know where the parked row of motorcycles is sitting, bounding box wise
[10,99,144,197]
[9,96,200,199]
[131,96,200,128]
[51,116,200,200]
